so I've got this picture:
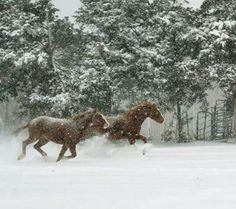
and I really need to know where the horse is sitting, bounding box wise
[105,101,164,144]
[16,109,109,162]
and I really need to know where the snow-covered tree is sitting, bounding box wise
[75,0,165,113]
[200,0,236,92]
[146,0,210,141]
[0,0,72,117]
[200,0,236,136]
[0,0,22,101]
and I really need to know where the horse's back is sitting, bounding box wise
[30,116,70,127]
[106,115,122,126]
[28,116,75,139]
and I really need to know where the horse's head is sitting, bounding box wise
[72,109,109,131]
[90,108,110,130]
[142,102,164,124]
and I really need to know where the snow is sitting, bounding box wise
[37,52,48,65]
[209,29,221,37]
[1,133,236,209]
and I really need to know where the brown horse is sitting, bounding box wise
[16,109,109,161]
[105,101,164,144]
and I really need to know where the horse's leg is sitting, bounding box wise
[66,144,77,159]
[56,144,68,162]
[128,137,136,145]
[18,137,37,160]
[136,134,147,143]
[33,139,49,157]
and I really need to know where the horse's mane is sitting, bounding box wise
[122,101,156,120]
[69,112,90,121]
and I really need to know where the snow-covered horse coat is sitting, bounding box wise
[105,101,164,144]
[16,109,109,161]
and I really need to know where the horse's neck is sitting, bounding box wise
[77,119,90,130]
[106,116,120,126]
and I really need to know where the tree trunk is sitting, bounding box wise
[46,5,54,71]
[176,102,183,142]
[232,91,236,138]
[4,101,9,126]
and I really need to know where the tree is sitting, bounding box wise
[0,0,22,101]
[150,0,210,141]
[0,0,73,117]
[200,0,236,136]
[75,0,165,113]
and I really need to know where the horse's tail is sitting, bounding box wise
[12,124,28,136]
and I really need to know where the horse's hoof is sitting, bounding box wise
[56,157,62,162]
[17,154,25,160]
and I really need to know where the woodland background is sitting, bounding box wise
[1,0,236,141]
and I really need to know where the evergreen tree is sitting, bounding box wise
[0,0,18,101]
[50,17,88,115]
[151,0,210,141]
[200,0,236,136]
[200,0,236,93]
[75,0,165,113]
[0,0,70,117]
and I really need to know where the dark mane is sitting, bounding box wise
[70,112,87,121]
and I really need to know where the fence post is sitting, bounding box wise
[213,105,217,139]
[211,107,214,140]
[196,113,199,140]
[222,107,226,139]
[186,112,190,140]
[203,111,207,140]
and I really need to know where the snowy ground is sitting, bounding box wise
[1,133,236,209]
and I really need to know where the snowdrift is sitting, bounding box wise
[0,132,152,163]
[1,132,236,209]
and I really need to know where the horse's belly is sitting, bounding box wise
[108,130,125,140]
[42,128,76,144]
[39,132,60,143]
[108,127,139,140]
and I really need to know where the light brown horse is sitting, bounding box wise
[16,109,109,161]
[105,101,164,144]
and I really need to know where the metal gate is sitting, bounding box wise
[196,99,232,140]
